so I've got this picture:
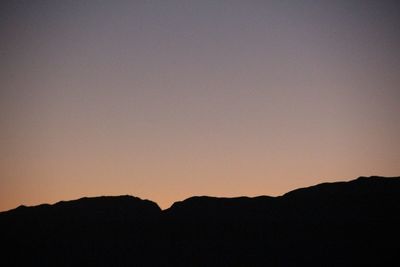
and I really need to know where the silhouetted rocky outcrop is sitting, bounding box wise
[1,176,399,266]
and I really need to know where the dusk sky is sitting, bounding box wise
[1,0,399,211]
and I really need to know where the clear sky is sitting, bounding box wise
[1,0,399,211]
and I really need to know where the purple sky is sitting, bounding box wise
[1,0,399,210]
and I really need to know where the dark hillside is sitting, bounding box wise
[1,176,399,266]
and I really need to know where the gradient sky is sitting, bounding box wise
[1,0,400,211]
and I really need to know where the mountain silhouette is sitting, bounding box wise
[1,176,399,266]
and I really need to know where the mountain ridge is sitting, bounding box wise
[1,175,399,266]
[2,175,397,214]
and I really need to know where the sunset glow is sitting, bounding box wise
[1,1,399,211]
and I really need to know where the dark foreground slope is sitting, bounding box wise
[1,176,399,266]
[0,196,162,266]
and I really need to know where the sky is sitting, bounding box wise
[1,0,400,211]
